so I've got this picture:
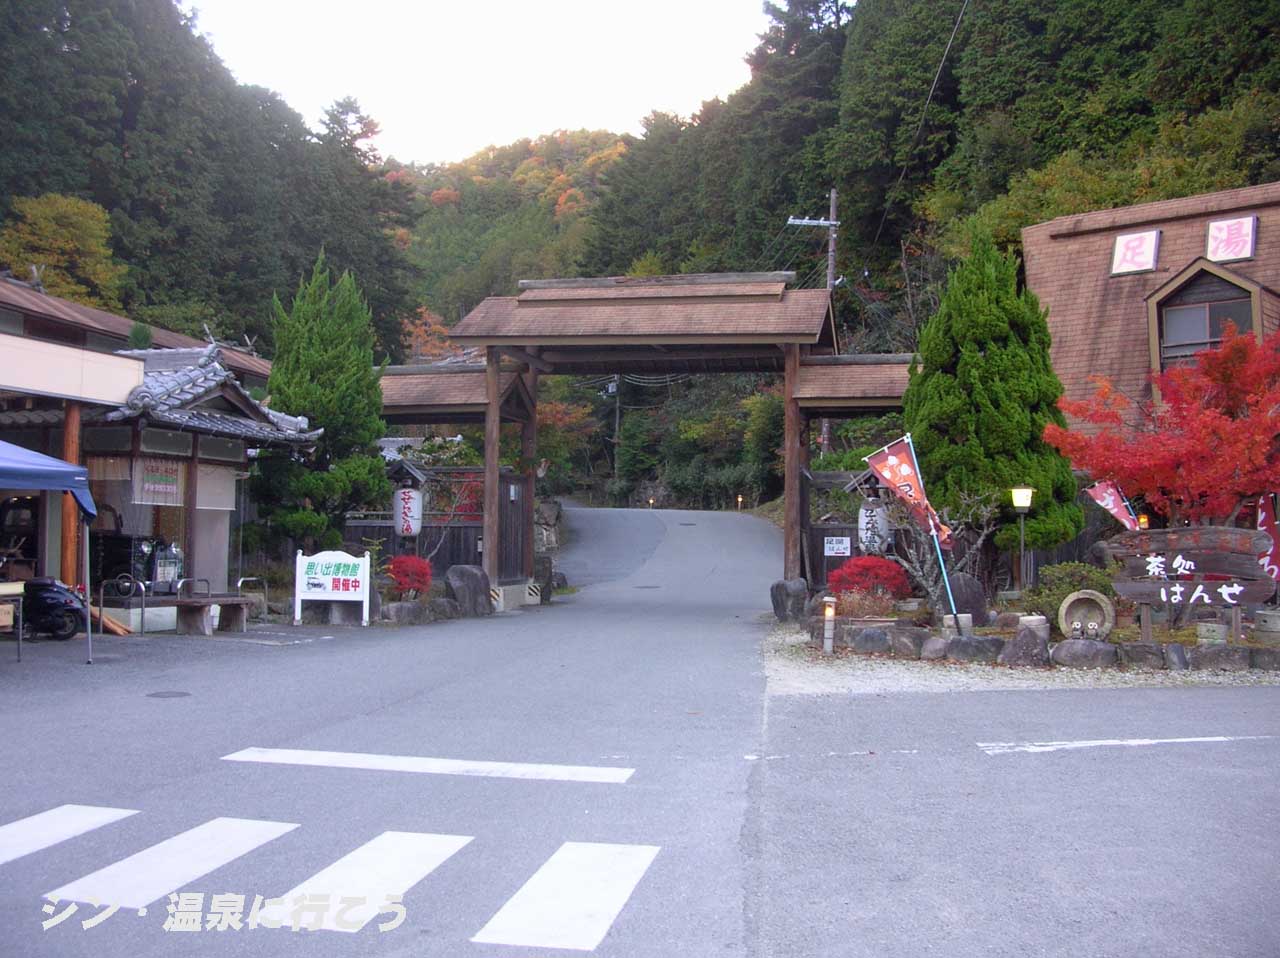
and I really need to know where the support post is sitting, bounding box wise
[483,346,501,584]
[783,344,802,580]
[60,401,81,585]
[521,367,538,580]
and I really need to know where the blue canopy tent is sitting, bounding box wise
[0,438,97,663]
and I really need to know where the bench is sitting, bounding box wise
[169,596,258,636]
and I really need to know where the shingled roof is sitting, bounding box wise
[381,365,532,424]
[450,273,834,347]
[793,358,912,414]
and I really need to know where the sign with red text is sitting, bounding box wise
[294,549,370,626]
[1085,480,1138,531]
[1206,216,1256,262]
[1257,494,1280,581]
[865,436,953,548]
[394,487,423,537]
[1110,230,1160,274]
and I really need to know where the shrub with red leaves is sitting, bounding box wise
[826,555,911,599]
[388,554,433,598]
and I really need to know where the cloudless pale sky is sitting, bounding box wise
[188,1,773,165]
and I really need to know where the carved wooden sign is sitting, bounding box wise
[1102,526,1277,608]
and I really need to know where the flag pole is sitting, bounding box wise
[905,434,957,617]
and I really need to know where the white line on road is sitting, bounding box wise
[0,804,139,868]
[45,817,299,908]
[261,831,472,932]
[977,735,1275,756]
[471,841,660,952]
[222,746,635,784]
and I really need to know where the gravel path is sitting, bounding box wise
[764,625,1280,696]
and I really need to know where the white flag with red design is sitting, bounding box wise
[1084,480,1138,531]
[864,437,953,549]
[1257,493,1280,581]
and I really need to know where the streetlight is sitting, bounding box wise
[1011,485,1034,589]
[648,497,655,509]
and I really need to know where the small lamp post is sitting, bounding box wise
[1137,513,1149,530]
[736,494,744,511]
[1011,485,1035,589]
[648,497,655,509]
[822,595,837,655]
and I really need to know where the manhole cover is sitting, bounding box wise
[679,522,697,526]
[146,691,191,699]
[633,585,661,590]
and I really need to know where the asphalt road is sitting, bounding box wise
[0,502,1277,957]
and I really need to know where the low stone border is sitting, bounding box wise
[807,617,1280,672]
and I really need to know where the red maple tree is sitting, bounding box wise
[1043,324,1280,525]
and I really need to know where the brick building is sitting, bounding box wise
[1022,181,1280,411]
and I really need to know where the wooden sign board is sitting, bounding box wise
[1112,577,1275,607]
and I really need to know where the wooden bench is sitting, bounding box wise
[167,596,258,636]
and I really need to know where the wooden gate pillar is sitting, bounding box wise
[60,400,82,586]
[483,347,501,584]
[521,367,538,580]
[783,344,802,580]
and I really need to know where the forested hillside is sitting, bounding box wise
[2,0,1277,506]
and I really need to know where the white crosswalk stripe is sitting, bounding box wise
[0,804,138,867]
[45,816,299,909]
[472,841,660,952]
[259,831,472,932]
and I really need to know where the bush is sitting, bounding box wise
[388,554,433,599]
[827,556,912,599]
[1023,561,1117,634]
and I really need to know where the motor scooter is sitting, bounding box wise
[20,577,87,640]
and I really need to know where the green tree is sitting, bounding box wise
[902,231,1081,551]
[0,193,126,308]
[255,255,390,548]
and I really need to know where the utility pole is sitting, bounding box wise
[788,188,839,452]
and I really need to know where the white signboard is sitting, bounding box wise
[293,549,371,626]
[824,536,852,557]
[1110,229,1161,274]
[1206,216,1256,262]
[394,486,423,537]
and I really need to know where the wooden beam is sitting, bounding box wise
[538,347,782,364]
[783,344,802,580]
[497,346,553,373]
[800,353,917,366]
[521,369,538,581]
[483,347,501,584]
[518,271,797,290]
[59,400,81,586]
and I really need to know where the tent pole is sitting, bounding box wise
[84,521,92,665]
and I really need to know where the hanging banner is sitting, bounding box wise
[1257,494,1280,581]
[394,486,423,536]
[864,436,953,549]
[1084,480,1139,531]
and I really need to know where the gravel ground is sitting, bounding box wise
[764,625,1280,696]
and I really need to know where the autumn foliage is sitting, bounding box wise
[388,555,433,598]
[827,556,912,599]
[1044,324,1280,524]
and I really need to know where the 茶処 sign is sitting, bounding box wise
[293,549,371,626]
[1101,526,1278,608]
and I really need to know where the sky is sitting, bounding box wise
[188,1,774,166]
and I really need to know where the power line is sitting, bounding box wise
[868,0,969,253]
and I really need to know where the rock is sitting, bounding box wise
[428,597,461,620]
[887,626,930,659]
[946,636,1004,664]
[994,611,1022,629]
[1117,642,1166,670]
[1017,615,1052,643]
[1164,643,1190,670]
[384,600,433,626]
[997,627,1050,667]
[920,635,949,660]
[1250,648,1280,671]
[852,628,890,655]
[941,613,974,638]
[533,554,554,605]
[948,572,988,624]
[267,599,292,616]
[328,601,363,626]
[770,578,808,622]
[1188,644,1250,671]
[444,565,492,617]
[551,571,568,591]
[803,593,826,619]
[1050,638,1118,669]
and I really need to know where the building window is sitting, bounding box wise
[1158,273,1252,367]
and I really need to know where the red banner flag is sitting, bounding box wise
[1084,480,1138,531]
[1257,493,1280,581]
[864,436,953,549]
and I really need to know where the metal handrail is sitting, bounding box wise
[99,574,145,635]
[176,577,211,598]
[237,577,268,619]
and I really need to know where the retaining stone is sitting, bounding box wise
[946,636,1004,664]
[920,635,949,660]
[887,626,929,659]
[1164,643,1190,670]
[852,628,890,655]
[427,597,461,620]
[1050,638,1118,669]
[1117,642,1166,670]
[445,565,493,617]
[1250,648,1280,671]
[993,611,1022,629]
[1188,644,1251,671]
[997,628,1050,668]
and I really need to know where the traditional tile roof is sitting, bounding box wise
[451,274,832,345]
[103,345,319,445]
[0,276,271,381]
